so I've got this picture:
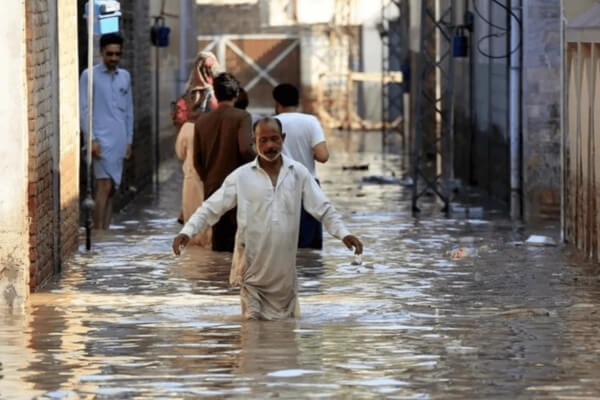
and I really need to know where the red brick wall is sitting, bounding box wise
[26,0,55,290]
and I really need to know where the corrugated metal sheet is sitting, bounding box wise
[566,42,599,259]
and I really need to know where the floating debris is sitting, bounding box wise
[450,247,478,259]
[525,235,557,247]
[342,164,369,170]
[361,175,400,185]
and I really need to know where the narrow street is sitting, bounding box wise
[2,132,600,399]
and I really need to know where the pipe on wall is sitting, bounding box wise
[178,0,189,96]
[509,0,522,220]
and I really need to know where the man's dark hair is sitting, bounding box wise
[100,33,124,50]
[213,73,240,102]
[273,83,299,107]
[253,117,283,135]
[234,87,249,110]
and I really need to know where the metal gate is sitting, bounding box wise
[197,34,300,114]
[565,41,600,259]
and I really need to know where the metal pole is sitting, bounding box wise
[560,1,566,242]
[509,0,522,220]
[178,0,188,96]
[154,37,160,191]
[84,2,95,250]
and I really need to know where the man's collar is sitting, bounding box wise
[251,154,294,170]
[100,63,119,74]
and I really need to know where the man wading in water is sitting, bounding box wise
[172,117,363,320]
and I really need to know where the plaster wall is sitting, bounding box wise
[0,1,29,311]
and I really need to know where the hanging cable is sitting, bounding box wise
[473,0,522,59]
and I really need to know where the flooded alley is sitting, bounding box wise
[1,132,600,399]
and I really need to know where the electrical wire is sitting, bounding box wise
[473,0,522,59]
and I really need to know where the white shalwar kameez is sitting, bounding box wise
[180,155,351,320]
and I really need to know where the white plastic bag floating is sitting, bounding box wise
[525,235,557,247]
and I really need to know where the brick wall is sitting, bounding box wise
[25,0,80,291]
[522,0,562,221]
[26,0,55,290]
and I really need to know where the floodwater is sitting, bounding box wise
[3,131,600,399]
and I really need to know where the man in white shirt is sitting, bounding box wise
[273,83,329,249]
[172,117,362,320]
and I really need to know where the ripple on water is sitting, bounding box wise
[2,152,600,399]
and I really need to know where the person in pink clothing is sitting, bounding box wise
[175,122,211,247]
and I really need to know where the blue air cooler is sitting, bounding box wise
[84,0,121,35]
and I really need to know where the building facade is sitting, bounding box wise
[0,0,154,311]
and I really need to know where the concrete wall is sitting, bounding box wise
[563,0,598,20]
[118,1,153,202]
[522,0,562,221]
[58,1,80,259]
[0,1,29,311]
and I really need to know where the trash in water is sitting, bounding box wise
[450,247,478,259]
[342,164,369,171]
[525,235,557,247]
[361,175,400,185]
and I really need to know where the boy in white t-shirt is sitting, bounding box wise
[273,83,330,249]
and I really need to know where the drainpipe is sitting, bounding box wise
[50,0,61,272]
[509,0,522,220]
[178,0,189,96]
[560,1,566,242]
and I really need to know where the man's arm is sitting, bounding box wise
[313,141,329,163]
[79,70,88,137]
[173,172,238,255]
[238,112,255,162]
[302,175,349,239]
[125,71,134,145]
[301,175,362,254]
[310,116,328,163]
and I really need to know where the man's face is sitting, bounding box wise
[101,44,122,70]
[255,123,284,161]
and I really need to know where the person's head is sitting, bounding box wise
[185,51,220,91]
[234,87,249,110]
[100,33,124,71]
[253,117,286,163]
[273,83,299,113]
[213,72,240,103]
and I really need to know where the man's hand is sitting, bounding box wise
[172,234,190,256]
[91,140,101,159]
[125,144,132,160]
[342,235,363,255]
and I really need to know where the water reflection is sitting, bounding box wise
[1,133,600,398]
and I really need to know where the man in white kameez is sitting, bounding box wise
[172,117,363,320]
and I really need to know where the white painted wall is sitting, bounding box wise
[359,0,384,120]
[563,0,599,20]
[0,0,29,311]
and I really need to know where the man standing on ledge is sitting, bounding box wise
[173,117,362,320]
[80,33,133,230]
[273,83,329,249]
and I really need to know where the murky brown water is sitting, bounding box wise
[3,131,600,399]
